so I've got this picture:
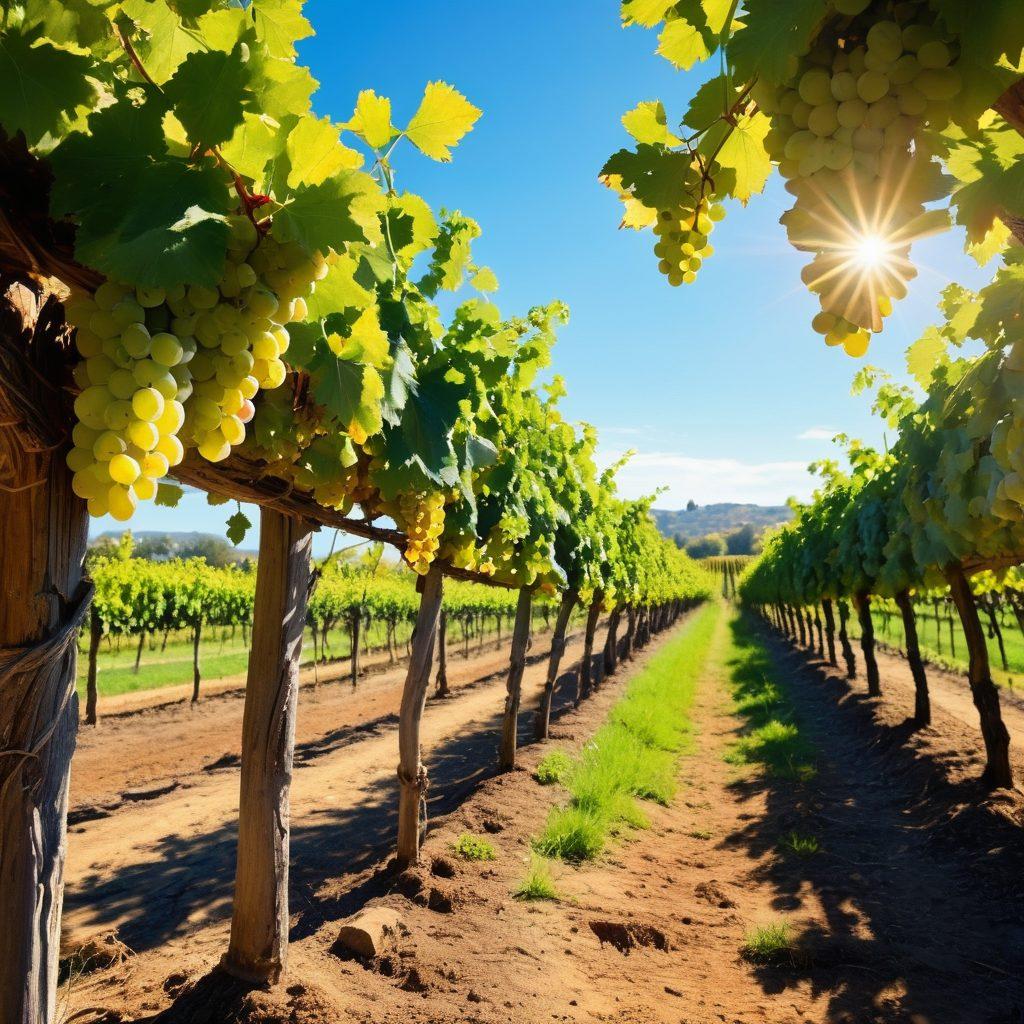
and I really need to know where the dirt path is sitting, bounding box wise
[61,605,1024,1024]
[62,618,602,951]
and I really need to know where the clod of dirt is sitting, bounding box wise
[401,967,431,993]
[588,920,670,955]
[431,855,457,878]
[694,880,736,909]
[68,801,119,826]
[482,818,504,833]
[427,886,455,913]
[467,989,483,1002]
[60,932,132,979]
[334,907,406,959]
[395,869,425,898]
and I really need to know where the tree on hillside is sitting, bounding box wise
[726,525,760,556]
[686,534,727,558]
[686,499,697,511]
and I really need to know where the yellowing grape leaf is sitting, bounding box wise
[250,0,313,58]
[221,112,282,185]
[713,111,771,202]
[621,0,675,27]
[286,114,362,188]
[906,328,947,388]
[657,16,712,70]
[622,100,682,146]
[405,82,481,162]
[272,171,385,255]
[347,90,397,150]
[967,219,1011,266]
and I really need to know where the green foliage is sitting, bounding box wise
[778,832,821,858]
[452,833,496,861]
[514,856,560,901]
[741,921,796,965]
[534,751,573,786]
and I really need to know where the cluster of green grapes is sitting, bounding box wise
[653,197,725,287]
[758,0,961,354]
[396,492,446,575]
[65,218,327,520]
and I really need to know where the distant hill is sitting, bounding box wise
[651,504,793,541]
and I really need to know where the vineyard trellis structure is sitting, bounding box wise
[0,4,714,1020]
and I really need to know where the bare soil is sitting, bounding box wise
[60,608,1024,1024]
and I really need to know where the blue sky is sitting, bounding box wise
[91,0,993,554]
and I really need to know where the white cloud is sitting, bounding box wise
[797,426,838,441]
[598,447,814,507]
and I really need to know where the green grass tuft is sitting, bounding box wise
[688,828,712,840]
[515,855,559,901]
[452,833,497,861]
[741,921,794,965]
[535,603,719,862]
[534,750,573,786]
[778,831,820,857]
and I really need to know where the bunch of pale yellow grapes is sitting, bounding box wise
[653,197,725,287]
[398,492,446,575]
[65,218,327,520]
[757,0,960,354]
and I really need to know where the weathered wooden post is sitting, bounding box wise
[499,587,534,769]
[396,566,444,866]
[535,590,578,740]
[222,509,313,985]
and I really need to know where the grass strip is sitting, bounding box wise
[534,601,719,862]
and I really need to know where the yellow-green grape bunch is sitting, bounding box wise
[66,281,191,521]
[757,0,961,350]
[397,492,446,575]
[65,217,328,521]
[653,197,725,286]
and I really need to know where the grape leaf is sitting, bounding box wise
[303,254,374,321]
[384,193,439,262]
[657,15,713,70]
[0,29,97,146]
[600,145,695,209]
[117,1,204,84]
[272,171,385,255]
[49,89,168,215]
[285,114,362,188]
[472,267,499,293]
[155,482,184,507]
[347,90,396,150]
[251,0,313,58]
[712,111,771,202]
[966,220,1011,266]
[621,100,682,146]
[220,112,283,185]
[307,341,384,440]
[621,0,675,27]
[226,510,252,546]
[404,82,481,162]
[73,160,232,288]
[728,0,830,86]
[417,211,481,296]
[247,47,315,119]
[165,43,255,148]
[684,75,734,131]
[905,328,947,389]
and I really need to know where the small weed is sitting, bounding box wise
[726,719,816,780]
[688,828,712,840]
[535,750,573,786]
[453,833,496,861]
[535,806,607,861]
[741,921,794,965]
[515,855,559,901]
[778,831,820,857]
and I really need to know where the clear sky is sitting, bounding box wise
[90,0,994,555]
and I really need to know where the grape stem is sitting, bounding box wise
[113,16,158,89]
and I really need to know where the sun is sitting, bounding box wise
[851,233,893,270]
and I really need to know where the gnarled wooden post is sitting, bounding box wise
[624,604,637,660]
[821,598,838,666]
[500,587,534,769]
[603,604,622,676]
[947,565,1012,790]
[577,591,604,703]
[837,599,856,678]
[84,605,101,725]
[222,509,313,985]
[813,605,824,657]
[191,617,202,703]
[854,592,881,696]
[795,606,807,647]
[535,589,577,740]
[0,281,90,1024]
[895,590,930,727]
[349,608,361,687]
[396,566,444,866]
[435,608,449,698]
